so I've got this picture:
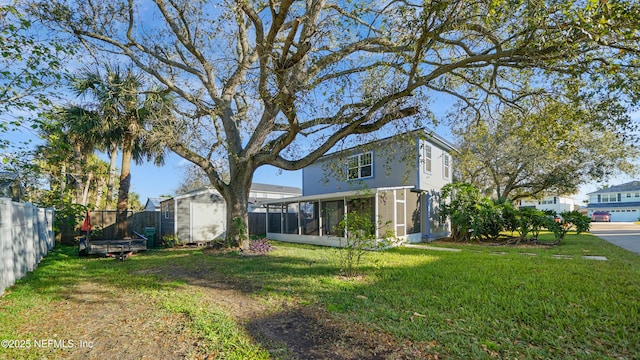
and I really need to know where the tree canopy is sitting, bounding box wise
[454,97,639,201]
[32,0,640,246]
[1,3,73,152]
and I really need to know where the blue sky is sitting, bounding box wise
[2,107,638,205]
[97,110,640,204]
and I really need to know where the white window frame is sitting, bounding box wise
[443,153,450,179]
[423,144,432,173]
[347,152,374,180]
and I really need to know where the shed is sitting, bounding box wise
[160,188,226,244]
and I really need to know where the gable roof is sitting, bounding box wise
[587,181,640,194]
[145,197,170,208]
[319,128,457,160]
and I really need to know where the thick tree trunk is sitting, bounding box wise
[116,139,132,239]
[221,165,253,249]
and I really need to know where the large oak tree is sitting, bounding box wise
[33,0,640,247]
[453,98,639,201]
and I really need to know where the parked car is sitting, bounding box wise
[591,211,611,222]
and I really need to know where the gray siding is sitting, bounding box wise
[176,192,225,243]
[160,200,175,239]
[417,138,452,193]
[303,138,418,196]
[160,190,226,243]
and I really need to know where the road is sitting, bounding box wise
[589,222,640,255]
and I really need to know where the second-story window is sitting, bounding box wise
[443,154,450,179]
[423,144,432,173]
[347,152,373,180]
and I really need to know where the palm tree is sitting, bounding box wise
[72,64,167,238]
[37,106,102,206]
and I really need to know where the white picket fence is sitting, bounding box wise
[0,198,54,296]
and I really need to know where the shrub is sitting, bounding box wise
[440,183,483,241]
[161,235,179,248]
[334,209,378,277]
[545,210,591,244]
[248,238,273,253]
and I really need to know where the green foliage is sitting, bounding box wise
[161,235,179,248]
[471,197,505,241]
[546,210,591,243]
[49,198,87,235]
[440,183,483,241]
[441,182,590,244]
[334,209,378,277]
[0,4,72,115]
[454,98,639,201]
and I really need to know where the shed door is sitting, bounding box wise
[190,202,225,242]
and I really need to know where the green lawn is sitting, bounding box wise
[1,232,639,359]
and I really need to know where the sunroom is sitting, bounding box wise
[262,186,423,247]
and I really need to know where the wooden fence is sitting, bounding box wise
[59,210,161,245]
[0,198,54,296]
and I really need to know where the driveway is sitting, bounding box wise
[589,222,640,255]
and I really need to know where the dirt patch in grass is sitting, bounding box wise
[7,253,435,360]
[150,264,437,359]
[14,281,203,359]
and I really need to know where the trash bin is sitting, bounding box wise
[144,227,157,248]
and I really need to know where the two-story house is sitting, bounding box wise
[587,181,640,222]
[519,196,576,213]
[263,129,456,246]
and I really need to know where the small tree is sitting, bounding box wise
[334,209,377,278]
[512,207,550,244]
[545,211,591,245]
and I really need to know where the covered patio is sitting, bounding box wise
[262,186,423,247]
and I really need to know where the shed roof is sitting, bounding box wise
[251,183,301,194]
[587,181,640,195]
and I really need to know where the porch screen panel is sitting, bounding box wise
[396,189,406,237]
[300,201,319,235]
[284,203,299,234]
[322,200,344,236]
[347,197,376,235]
[267,204,282,233]
[377,191,394,237]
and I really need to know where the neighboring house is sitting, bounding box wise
[587,181,640,222]
[519,196,576,213]
[249,183,302,212]
[144,197,170,212]
[263,129,457,246]
[160,183,301,243]
[0,172,24,202]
